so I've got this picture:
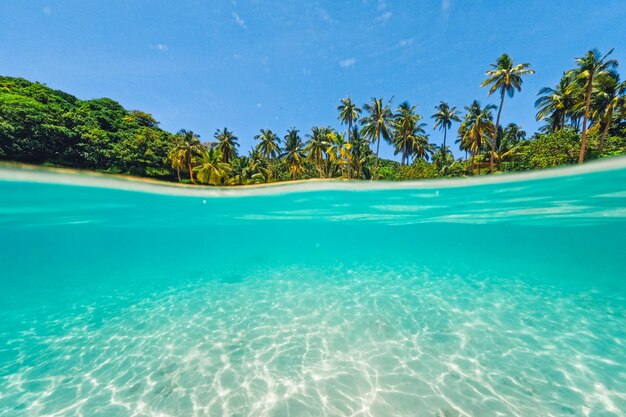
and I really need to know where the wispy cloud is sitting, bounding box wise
[42,6,52,15]
[151,43,168,51]
[398,39,414,47]
[339,58,356,68]
[315,6,334,23]
[232,11,247,29]
[376,11,393,23]
[441,0,451,14]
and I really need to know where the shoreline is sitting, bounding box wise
[1,157,626,197]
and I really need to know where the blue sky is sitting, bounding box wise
[1,0,625,159]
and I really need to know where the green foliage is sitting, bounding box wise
[0,76,175,179]
[515,130,581,169]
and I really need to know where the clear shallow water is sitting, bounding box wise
[1,161,626,417]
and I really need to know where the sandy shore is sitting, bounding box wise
[1,157,626,197]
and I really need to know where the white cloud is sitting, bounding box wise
[441,0,451,13]
[398,39,414,47]
[232,11,247,29]
[42,6,52,15]
[151,43,168,51]
[339,58,356,68]
[376,11,392,23]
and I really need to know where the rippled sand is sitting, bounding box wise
[2,265,625,417]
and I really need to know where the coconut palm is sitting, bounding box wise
[592,73,625,151]
[481,54,535,173]
[349,127,372,179]
[280,128,306,180]
[458,101,496,175]
[326,131,352,178]
[338,98,361,143]
[254,128,281,181]
[431,101,461,150]
[194,146,230,185]
[234,149,268,184]
[393,102,418,164]
[361,97,394,179]
[567,49,619,163]
[433,145,455,175]
[535,73,582,133]
[305,126,330,178]
[168,129,203,184]
[213,127,239,164]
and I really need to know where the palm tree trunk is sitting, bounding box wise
[374,135,381,180]
[600,108,613,152]
[579,79,593,164]
[187,158,196,184]
[492,90,505,174]
[470,149,475,175]
[176,166,181,182]
[443,126,447,149]
[347,120,352,179]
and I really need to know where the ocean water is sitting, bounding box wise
[1,160,626,417]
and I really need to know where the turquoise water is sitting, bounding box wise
[1,161,626,417]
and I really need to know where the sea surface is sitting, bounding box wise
[1,160,626,417]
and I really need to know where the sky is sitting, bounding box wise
[1,0,625,160]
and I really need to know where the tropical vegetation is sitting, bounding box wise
[1,48,625,186]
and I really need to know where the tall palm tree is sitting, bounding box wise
[481,54,535,173]
[361,97,393,179]
[280,128,306,180]
[168,129,203,184]
[567,48,618,163]
[458,101,496,175]
[393,102,432,164]
[431,101,461,150]
[194,146,230,185]
[305,126,330,178]
[213,127,239,164]
[337,98,361,144]
[535,73,581,133]
[592,73,625,151]
[254,128,281,181]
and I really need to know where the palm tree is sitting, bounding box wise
[254,129,281,181]
[305,126,330,178]
[481,54,535,173]
[213,127,239,164]
[433,145,454,175]
[535,73,581,133]
[458,101,496,175]
[194,146,230,185]
[393,102,432,164]
[235,149,268,184]
[361,97,394,179]
[495,123,526,170]
[326,131,352,178]
[431,101,461,150]
[168,129,203,184]
[592,73,625,151]
[280,128,306,180]
[337,98,361,144]
[567,48,619,163]
[349,127,372,179]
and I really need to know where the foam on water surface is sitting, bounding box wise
[1,160,626,416]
